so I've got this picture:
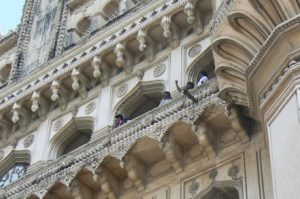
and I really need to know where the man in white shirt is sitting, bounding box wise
[197,71,209,87]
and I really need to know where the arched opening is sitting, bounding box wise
[0,150,31,188]
[59,129,92,156]
[101,0,119,20]
[199,187,239,199]
[114,81,165,120]
[75,17,91,37]
[49,117,94,159]
[187,48,216,86]
[196,181,242,199]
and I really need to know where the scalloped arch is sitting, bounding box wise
[196,180,243,199]
[49,116,95,159]
[113,80,166,119]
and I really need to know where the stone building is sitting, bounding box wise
[0,0,299,198]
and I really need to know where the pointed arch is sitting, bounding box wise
[49,116,94,159]
[113,80,165,119]
[186,47,215,84]
[0,150,30,188]
[196,180,242,199]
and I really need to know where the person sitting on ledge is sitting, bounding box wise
[175,80,198,103]
[159,91,172,106]
[197,71,209,87]
[113,114,125,129]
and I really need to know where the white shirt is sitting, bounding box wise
[197,76,208,87]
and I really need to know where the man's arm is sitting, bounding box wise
[175,80,182,92]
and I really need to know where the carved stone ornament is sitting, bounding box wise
[188,179,200,197]
[23,134,34,148]
[188,44,202,58]
[153,63,166,78]
[0,150,4,160]
[85,102,96,114]
[116,84,128,98]
[53,118,64,131]
[228,164,240,180]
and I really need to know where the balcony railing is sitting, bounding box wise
[3,78,220,198]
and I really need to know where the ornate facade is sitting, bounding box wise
[0,0,299,198]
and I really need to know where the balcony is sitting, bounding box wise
[1,78,248,198]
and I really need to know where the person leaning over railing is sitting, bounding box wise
[175,80,198,103]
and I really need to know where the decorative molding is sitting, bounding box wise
[53,118,64,132]
[116,84,128,98]
[23,134,34,148]
[0,0,190,112]
[188,44,202,58]
[2,80,221,198]
[84,101,96,115]
[153,63,166,78]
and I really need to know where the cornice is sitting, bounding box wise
[2,79,222,198]
[246,15,300,117]
[0,0,191,112]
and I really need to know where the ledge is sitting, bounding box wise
[2,79,223,198]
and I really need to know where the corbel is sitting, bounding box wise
[120,155,146,191]
[137,30,156,62]
[114,42,133,74]
[92,56,112,87]
[185,0,203,34]
[31,91,49,121]
[161,16,181,48]
[192,121,217,158]
[160,134,184,173]
[71,68,88,99]
[94,167,120,199]
[50,80,69,111]
[228,107,250,143]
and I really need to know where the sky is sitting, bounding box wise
[0,0,25,35]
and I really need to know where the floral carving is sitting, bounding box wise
[188,179,200,197]
[85,102,96,114]
[116,84,128,98]
[23,134,34,148]
[188,44,202,58]
[153,63,166,78]
[53,118,64,131]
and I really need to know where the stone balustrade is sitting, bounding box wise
[2,78,222,198]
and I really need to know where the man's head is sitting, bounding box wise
[114,114,123,125]
[186,82,194,89]
[164,91,171,99]
[200,71,208,77]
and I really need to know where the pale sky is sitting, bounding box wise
[0,0,25,34]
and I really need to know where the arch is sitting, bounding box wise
[196,180,242,199]
[49,116,94,159]
[187,48,215,84]
[75,16,91,36]
[43,181,72,199]
[113,80,165,120]
[100,0,119,20]
[0,150,31,188]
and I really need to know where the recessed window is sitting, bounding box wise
[0,164,28,188]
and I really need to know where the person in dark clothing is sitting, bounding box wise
[175,80,198,103]
[113,114,125,129]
